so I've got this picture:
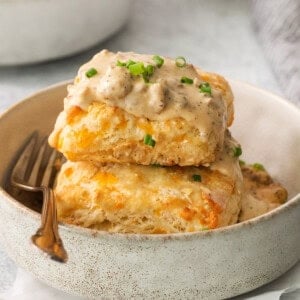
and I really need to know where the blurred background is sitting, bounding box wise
[0,0,299,115]
[0,0,299,293]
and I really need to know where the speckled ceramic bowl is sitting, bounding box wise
[0,81,299,299]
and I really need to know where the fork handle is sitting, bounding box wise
[31,187,68,262]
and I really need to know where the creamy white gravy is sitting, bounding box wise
[65,50,227,143]
[210,131,243,194]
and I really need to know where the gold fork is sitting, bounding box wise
[10,132,68,263]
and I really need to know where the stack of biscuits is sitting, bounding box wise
[49,50,286,234]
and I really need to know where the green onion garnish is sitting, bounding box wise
[175,56,186,67]
[116,60,135,68]
[192,174,202,182]
[232,146,242,157]
[146,64,154,76]
[144,134,156,147]
[142,74,150,83]
[181,76,193,84]
[252,163,265,171]
[239,159,246,166]
[143,64,155,82]
[152,55,164,68]
[117,59,155,82]
[116,60,126,67]
[199,82,212,95]
[126,59,136,68]
[85,68,98,78]
[128,62,145,76]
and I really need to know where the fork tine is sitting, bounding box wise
[27,137,48,187]
[11,132,38,184]
[41,148,57,187]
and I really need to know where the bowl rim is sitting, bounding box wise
[0,79,299,240]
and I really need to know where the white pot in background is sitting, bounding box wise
[0,0,131,65]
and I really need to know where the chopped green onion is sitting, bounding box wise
[142,72,149,83]
[253,163,265,171]
[142,74,149,83]
[85,68,97,78]
[116,60,126,67]
[126,59,136,68]
[128,62,145,76]
[152,55,164,68]
[181,76,193,84]
[146,64,154,76]
[175,56,186,67]
[143,64,155,82]
[239,159,246,166]
[199,82,212,95]
[144,134,156,147]
[117,59,155,82]
[192,174,202,182]
[116,59,136,68]
[232,146,242,157]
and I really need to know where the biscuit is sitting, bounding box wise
[49,50,234,166]
[55,160,242,233]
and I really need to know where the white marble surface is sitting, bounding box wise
[0,0,296,298]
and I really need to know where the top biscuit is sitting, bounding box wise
[49,50,234,166]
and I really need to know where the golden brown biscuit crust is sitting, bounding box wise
[49,59,234,166]
[55,161,242,233]
[49,102,220,166]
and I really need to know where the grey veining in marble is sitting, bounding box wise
[0,0,290,295]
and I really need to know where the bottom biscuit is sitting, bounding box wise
[55,160,242,233]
